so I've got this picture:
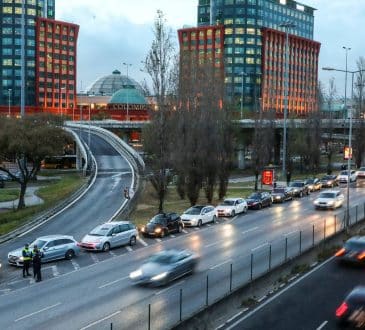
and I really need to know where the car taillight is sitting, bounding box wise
[357,251,365,260]
[335,248,346,257]
[336,302,348,317]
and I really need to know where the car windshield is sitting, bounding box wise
[90,226,111,236]
[30,239,47,249]
[248,193,260,199]
[149,252,176,264]
[360,167,365,171]
[221,200,235,206]
[290,182,303,187]
[273,188,285,194]
[340,171,349,175]
[306,179,315,184]
[184,207,202,215]
[319,192,336,199]
[322,176,332,180]
[150,214,166,224]
[345,241,365,251]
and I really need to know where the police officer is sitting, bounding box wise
[32,247,42,282]
[22,243,32,277]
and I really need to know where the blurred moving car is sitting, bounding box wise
[181,205,216,227]
[8,235,80,266]
[80,221,138,252]
[216,198,248,217]
[320,174,338,188]
[305,178,322,192]
[334,236,365,264]
[356,167,365,179]
[246,192,272,209]
[140,213,184,238]
[288,180,310,197]
[271,187,294,203]
[337,170,357,184]
[336,286,365,328]
[129,249,199,286]
[313,190,344,210]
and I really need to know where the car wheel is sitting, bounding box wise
[212,215,217,223]
[65,249,75,260]
[269,201,272,207]
[129,236,137,246]
[244,206,248,213]
[102,242,110,252]
[231,210,236,217]
[197,220,202,228]
[258,203,262,210]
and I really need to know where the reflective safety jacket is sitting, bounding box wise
[22,248,32,261]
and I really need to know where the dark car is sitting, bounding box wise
[334,236,365,265]
[0,179,4,189]
[305,178,322,192]
[271,187,293,203]
[246,191,272,209]
[320,174,338,188]
[336,286,365,328]
[129,249,199,287]
[288,180,310,197]
[140,213,184,238]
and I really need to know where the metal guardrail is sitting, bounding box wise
[63,127,88,175]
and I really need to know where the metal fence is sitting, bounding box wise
[92,202,365,330]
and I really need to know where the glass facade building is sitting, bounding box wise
[1,0,55,107]
[196,0,316,111]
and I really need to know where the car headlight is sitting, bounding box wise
[314,200,319,205]
[327,201,335,206]
[130,269,142,279]
[151,272,168,281]
[155,227,162,233]
[141,226,145,232]
[19,256,24,261]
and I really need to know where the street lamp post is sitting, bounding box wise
[343,47,351,119]
[323,64,365,231]
[7,88,12,117]
[123,62,132,121]
[279,21,296,178]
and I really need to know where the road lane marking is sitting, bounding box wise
[170,234,176,238]
[51,265,60,277]
[210,259,232,270]
[155,238,162,243]
[316,320,328,330]
[137,237,148,246]
[70,259,80,271]
[242,227,259,235]
[251,243,269,252]
[125,246,133,252]
[90,253,99,264]
[29,278,35,285]
[206,241,220,248]
[284,230,298,237]
[207,224,211,227]
[80,310,121,330]
[182,229,188,233]
[98,276,129,289]
[109,250,117,257]
[15,302,61,322]
[155,280,185,295]
[194,227,199,230]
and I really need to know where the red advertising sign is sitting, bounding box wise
[262,169,274,185]
[344,146,352,160]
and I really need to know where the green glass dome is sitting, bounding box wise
[109,86,147,105]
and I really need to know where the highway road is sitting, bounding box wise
[1,131,365,329]
[225,257,365,330]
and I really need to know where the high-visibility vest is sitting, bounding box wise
[22,248,32,261]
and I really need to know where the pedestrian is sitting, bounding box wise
[124,187,130,199]
[22,243,32,277]
[32,247,42,282]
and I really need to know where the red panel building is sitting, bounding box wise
[35,18,79,116]
[261,28,321,116]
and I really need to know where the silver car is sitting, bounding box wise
[8,235,80,267]
[80,221,138,252]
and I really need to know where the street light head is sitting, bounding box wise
[322,67,335,71]
[343,46,351,51]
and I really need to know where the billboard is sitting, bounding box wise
[262,169,274,185]
[344,146,352,160]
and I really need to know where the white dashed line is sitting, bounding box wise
[206,241,220,248]
[15,302,62,322]
[242,226,259,235]
[194,227,199,230]
[29,277,35,285]
[170,234,176,238]
[98,276,129,289]
[137,237,148,246]
[109,250,117,257]
[316,320,328,330]
[80,311,121,330]
[182,229,188,234]
[251,242,269,252]
[155,238,162,243]
[210,259,232,270]
[207,224,211,227]
[284,230,298,237]
[125,246,133,252]
[51,265,60,277]
[70,259,80,271]
[90,253,99,264]
[155,280,185,295]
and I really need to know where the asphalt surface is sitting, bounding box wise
[226,257,365,330]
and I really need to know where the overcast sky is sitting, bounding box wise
[57,0,365,97]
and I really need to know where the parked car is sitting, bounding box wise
[215,198,248,217]
[313,190,344,210]
[334,236,365,265]
[271,187,294,203]
[356,167,365,179]
[129,249,199,287]
[246,192,272,209]
[79,221,138,252]
[181,205,216,227]
[8,235,80,266]
[305,178,322,192]
[337,170,357,184]
[320,174,338,188]
[336,286,365,328]
[288,180,310,197]
[140,213,184,238]
[0,172,11,181]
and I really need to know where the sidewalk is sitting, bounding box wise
[0,186,44,210]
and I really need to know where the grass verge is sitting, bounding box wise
[0,189,18,202]
[0,172,86,235]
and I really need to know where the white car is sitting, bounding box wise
[215,198,248,217]
[356,167,365,179]
[337,170,357,184]
[314,190,344,210]
[181,205,216,227]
